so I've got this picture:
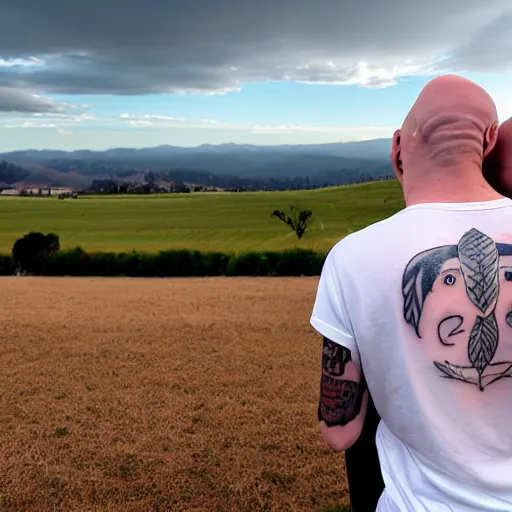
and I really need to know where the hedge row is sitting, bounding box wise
[0,255,15,276]
[1,248,326,277]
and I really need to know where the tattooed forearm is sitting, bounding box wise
[318,337,366,427]
[318,374,366,426]
[322,339,351,377]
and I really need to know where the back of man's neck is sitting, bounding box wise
[404,163,506,207]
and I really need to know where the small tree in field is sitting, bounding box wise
[12,232,60,275]
[272,205,313,239]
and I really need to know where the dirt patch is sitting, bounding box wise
[0,277,349,511]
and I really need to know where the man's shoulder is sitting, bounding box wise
[330,209,408,257]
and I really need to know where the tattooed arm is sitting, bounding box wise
[318,337,368,451]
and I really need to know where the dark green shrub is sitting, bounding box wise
[43,247,90,276]
[201,252,232,276]
[260,251,282,276]
[5,246,327,277]
[275,248,326,276]
[153,250,203,277]
[117,251,153,277]
[12,232,60,274]
[87,252,120,277]
[226,252,270,276]
[0,255,15,275]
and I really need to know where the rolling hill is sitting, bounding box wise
[0,179,404,254]
[0,138,394,190]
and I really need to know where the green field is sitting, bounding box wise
[0,181,404,253]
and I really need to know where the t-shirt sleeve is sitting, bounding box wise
[310,247,360,367]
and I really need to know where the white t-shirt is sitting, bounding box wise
[311,198,512,512]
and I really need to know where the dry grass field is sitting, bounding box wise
[0,277,349,512]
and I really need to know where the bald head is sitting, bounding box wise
[484,118,512,196]
[393,75,498,175]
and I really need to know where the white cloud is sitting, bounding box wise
[121,113,186,121]
[128,120,153,126]
[0,109,98,130]
[493,92,512,123]
[285,59,441,88]
[120,112,393,139]
[0,57,43,68]
[2,122,58,129]
[251,123,393,134]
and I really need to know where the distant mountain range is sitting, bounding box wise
[0,138,394,191]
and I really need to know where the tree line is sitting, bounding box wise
[6,232,325,278]
[81,171,395,195]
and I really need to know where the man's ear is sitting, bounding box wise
[483,121,499,157]
[390,129,403,184]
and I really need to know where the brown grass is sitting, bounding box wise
[0,277,349,511]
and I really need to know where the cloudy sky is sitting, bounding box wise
[1,0,512,151]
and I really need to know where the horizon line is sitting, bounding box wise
[0,137,392,154]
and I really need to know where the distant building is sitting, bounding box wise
[0,187,74,196]
[49,188,73,196]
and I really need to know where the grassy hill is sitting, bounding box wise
[0,180,404,254]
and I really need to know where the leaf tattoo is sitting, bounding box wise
[483,362,512,387]
[402,246,457,336]
[434,361,467,381]
[402,229,512,391]
[402,258,425,336]
[434,360,478,385]
[458,229,499,316]
[468,312,499,390]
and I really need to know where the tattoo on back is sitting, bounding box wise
[318,337,366,427]
[402,228,512,391]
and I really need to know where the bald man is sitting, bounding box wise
[312,76,512,511]
[345,116,512,512]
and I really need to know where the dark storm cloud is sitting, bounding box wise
[0,87,60,113]
[0,0,510,95]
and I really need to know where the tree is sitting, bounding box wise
[12,232,60,275]
[271,205,313,239]
[144,171,156,187]
[90,179,117,194]
[169,179,191,194]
